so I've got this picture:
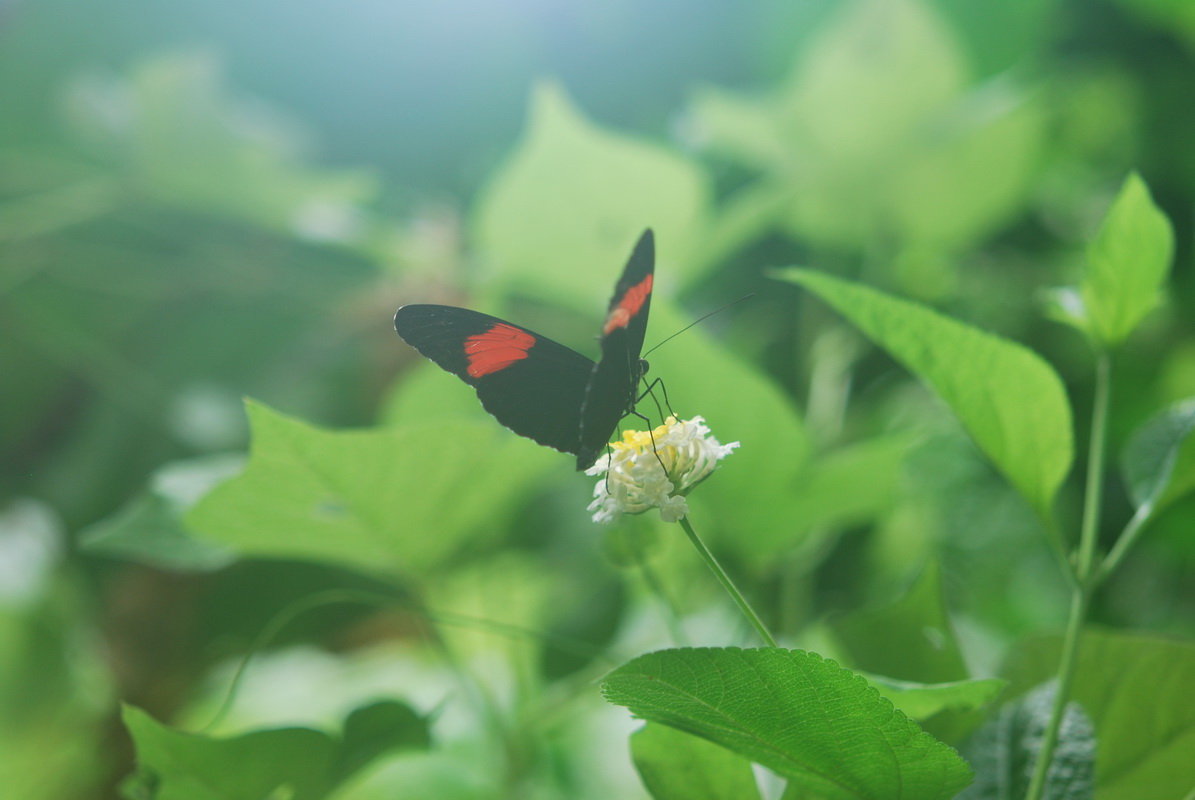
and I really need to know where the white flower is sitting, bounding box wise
[586,416,739,523]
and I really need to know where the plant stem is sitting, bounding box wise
[679,516,778,647]
[1025,353,1111,800]
[1075,354,1111,584]
[1095,503,1150,586]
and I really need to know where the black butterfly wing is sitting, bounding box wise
[393,304,595,457]
[577,229,655,469]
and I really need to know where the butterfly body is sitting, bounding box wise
[393,229,655,471]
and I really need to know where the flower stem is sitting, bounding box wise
[1025,353,1110,800]
[679,516,778,648]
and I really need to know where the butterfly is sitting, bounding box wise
[393,229,656,470]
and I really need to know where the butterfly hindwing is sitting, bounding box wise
[393,305,596,457]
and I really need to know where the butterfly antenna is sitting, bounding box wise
[642,293,754,358]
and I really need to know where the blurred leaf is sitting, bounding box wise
[787,0,965,166]
[0,503,110,800]
[333,701,431,783]
[830,561,969,684]
[929,0,1058,78]
[1121,397,1195,513]
[1001,629,1195,798]
[122,700,427,800]
[540,566,626,682]
[686,88,793,169]
[74,53,377,242]
[329,751,494,800]
[122,704,337,800]
[691,181,795,275]
[958,682,1095,800]
[692,0,1043,257]
[752,433,913,557]
[186,400,556,577]
[425,553,554,672]
[780,270,1073,520]
[1050,173,1174,348]
[630,722,761,800]
[78,455,242,571]
[646,301,811,556]
[473,81,712,303]
[0,172,120,244]
[380,362,499,428]
[864,675,1006,721]
[887,86,1046,252]
[1111,0,1195,54]
[602,647,972,799]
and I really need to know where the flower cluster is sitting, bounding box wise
[586,416,739,523]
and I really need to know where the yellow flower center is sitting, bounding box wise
[613,416,681,453]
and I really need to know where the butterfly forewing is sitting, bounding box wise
[393,305,595,456]
[578,229,655,469]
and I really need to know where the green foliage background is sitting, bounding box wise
[3,0,1195,797]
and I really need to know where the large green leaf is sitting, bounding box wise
[1001,629,1195,798]
[1074,173,1174,347]
[630,722,761,800]
[473,82,711,303]
[602,647,972,800]
[781,270,1073,520]
[186,400,556,577]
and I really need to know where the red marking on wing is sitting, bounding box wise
[465,323,536,378]
[602,275,654,335]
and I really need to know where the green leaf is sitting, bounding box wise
[830,562,969,684]
[122,704,337,800]
[122,701,428,800]
[78,455,241,571]
[1061,172,1175,347]
[473,81,711,303]
[864,676,1006,722]
[1001,629,1195,799]
[1121,397,1195,513]
[602,647,972,800]
[959,682,1095,800]
[186,400,556,577]
[630,722,762,800]
[780,269,1073,520]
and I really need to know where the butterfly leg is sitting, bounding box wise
[637,376,677,423]
[626,406,670,474]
